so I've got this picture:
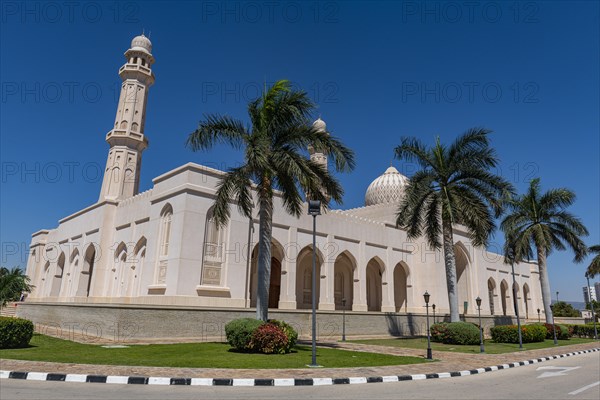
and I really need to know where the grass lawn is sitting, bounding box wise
[0,334,430,369]
[351,337,599,354]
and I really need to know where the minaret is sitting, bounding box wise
[308,118,328,170]
[307,118,329,202]
[99,34,155,201]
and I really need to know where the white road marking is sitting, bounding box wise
[569,381,600,395]
[537,366,581,379]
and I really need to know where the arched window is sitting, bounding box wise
[201,207,225,285]
[156,204,173,285]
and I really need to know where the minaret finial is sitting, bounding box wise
[142,28,145,36]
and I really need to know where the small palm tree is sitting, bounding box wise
[187,80,355,321]
[0,267,34,307]
[395,128,513,322]
[585,245,600,278]
[501,178,588,323]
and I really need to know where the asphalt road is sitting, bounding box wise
[1,351,599,400]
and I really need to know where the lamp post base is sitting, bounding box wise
[426,348,432,360]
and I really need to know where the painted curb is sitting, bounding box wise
[1,348,598,387]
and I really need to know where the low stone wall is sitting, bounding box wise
[16,302,518,343]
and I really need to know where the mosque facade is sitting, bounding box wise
[23,35,544,323]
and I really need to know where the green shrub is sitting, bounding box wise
[224,318,264,352]
[566,324,597,338]
[0,316,34,349]
[249,323,289,354]
[430,322,480,345]
[490,324,546,343]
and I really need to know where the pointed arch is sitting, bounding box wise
[126,236,147,297]
[42,261,51,296]
[454,242,471,314]
[500,279,509,316]
[50,252,65,297]
[523,283,530,319]
[201,206,226,286]
[249,238,285,309]
[487,278,497,315]
[296,245,324,309]
[111,242,127,297]
[155,203,173,285]
[334,251,356,310]
[366,256,384,311]
[393,261,410,312]
[513,281,521,318]
[77,244,96,297]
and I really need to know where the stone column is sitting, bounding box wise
[353,241,368,311]
[278,227,297,309]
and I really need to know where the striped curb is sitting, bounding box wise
[1,348,598,387]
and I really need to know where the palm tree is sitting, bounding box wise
[187,80,355,321]
[501,178,588,323]
[395,128,513,322]
[0,267,34,307]
[585,245,600,278]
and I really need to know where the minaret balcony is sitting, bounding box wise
[118,64,155,84]
[106,129,148,150]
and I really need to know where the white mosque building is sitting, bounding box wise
[21,35,544,337]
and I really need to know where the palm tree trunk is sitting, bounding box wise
[255,194,273,321]
[442,222,460,322]
[537,247,553,324]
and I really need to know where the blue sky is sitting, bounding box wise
[1,1,598,302]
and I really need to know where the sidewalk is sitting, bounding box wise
[1,341,598,380]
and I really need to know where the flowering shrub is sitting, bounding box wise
[538,323,571,340]
[249,323,289,354]
[268,319,298,352]
[490,324,546,343]
[430,322,480,345]
[224,318,298,354]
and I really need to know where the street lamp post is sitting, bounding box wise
[537,308,541,323]
[552,291,558,345]
[342,298,347,342]
[585,274,598,340]
[510,261,523,349]
[476,296,484,353]
[308,200,321,367]
[432,304,436,324]
[424,291,432,360]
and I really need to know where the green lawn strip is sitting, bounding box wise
[0,334,429,369]
[350,337,599,354]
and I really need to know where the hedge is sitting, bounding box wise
[531,323,571,340]
[566,324,598,338]
[430,322,481,345]
[0,316,34,349]
[490,324,546,343]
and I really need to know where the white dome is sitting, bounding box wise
[364,166,409,206]
[130,34,152,53]
[313,118,326,132]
